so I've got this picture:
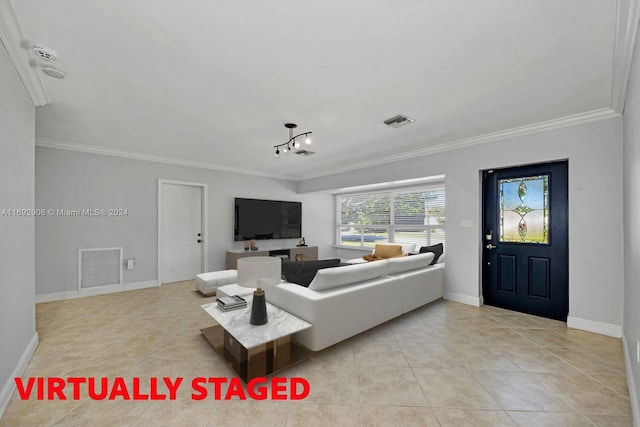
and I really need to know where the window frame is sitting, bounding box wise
[335,184,446,250]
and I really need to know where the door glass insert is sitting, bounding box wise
[499,175,549,244]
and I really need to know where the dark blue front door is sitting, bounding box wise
[482,161,568,321]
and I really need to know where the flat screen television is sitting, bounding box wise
[234,198,302,241]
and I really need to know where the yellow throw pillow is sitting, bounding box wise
[374,244,403,259]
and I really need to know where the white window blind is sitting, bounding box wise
[392,189,446,249]
[336,185,445,249]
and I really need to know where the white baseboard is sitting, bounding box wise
[0,332,38,418]
[36,280,159,303]
[622,331,640,427]
[567,315,623,338]
[444,292,481,307]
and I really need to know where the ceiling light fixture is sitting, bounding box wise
[41,65,66,79]
[274,123,312,158]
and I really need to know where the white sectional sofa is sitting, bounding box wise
[266,252,444,351]
[385,253,444,313]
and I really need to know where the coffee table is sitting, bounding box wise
[201,295,312,382]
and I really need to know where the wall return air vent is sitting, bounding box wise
[383,114,415,128]
[78,247,123,290]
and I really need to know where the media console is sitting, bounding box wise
[225,246,318,269]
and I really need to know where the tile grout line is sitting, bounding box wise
[4,284,630,426]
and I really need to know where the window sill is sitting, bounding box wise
[333,245,374,252]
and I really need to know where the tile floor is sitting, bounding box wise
[0,280,633,426]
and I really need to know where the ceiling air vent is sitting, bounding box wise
[33,45,58,62]
[383,114,415,128]
[295,150,315,156]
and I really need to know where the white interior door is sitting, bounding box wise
[160,183,203,283]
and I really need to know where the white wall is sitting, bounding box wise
[0,42,37,415]
[300,116,624,332]
[35,147,334,297]
[622,20,640,420]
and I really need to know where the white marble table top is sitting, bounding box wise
[201,295,311,349]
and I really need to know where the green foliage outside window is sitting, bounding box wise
[337,187,445,248]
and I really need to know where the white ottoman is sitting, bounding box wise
[216,283,255,299]
[195,269,237,296]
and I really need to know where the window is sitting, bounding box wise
[336,185,445,249]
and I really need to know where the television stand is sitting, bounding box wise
[269,249,290,257]
[225,246,318,269]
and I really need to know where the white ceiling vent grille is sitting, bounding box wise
[383,114,415,128]
[78,247,123,290]
[32,45,57,62]
[295,149,315,156]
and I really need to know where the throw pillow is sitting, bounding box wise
[281,259,341,287]
[419,243,444,265]
[400,243,416,254]
[374,244,403,259]
[362,253,383,262]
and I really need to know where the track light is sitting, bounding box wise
[273,123,313,157]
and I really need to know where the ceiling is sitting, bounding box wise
[4,0,636,180]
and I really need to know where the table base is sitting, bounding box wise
[201,325,311,382]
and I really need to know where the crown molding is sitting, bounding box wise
[300,108,620,181]
[0,0,49,106]
[37,108,619,183]
[35,137,291,180]
[611,0,640,113]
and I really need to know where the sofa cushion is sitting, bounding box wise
[308,260,389,291]
[400,243,416,254]
[281,259,341,287]
[419,243,444,265]
[374,244,403,258]
[387,252,435,274]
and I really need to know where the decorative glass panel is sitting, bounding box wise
[499,175,549,244]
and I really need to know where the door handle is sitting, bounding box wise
[486,244,496,249]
